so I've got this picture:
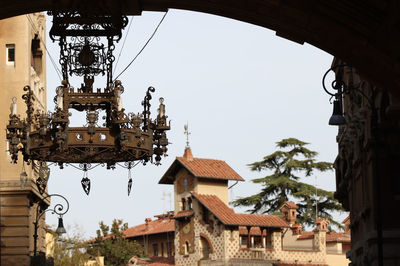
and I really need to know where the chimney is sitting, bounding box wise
[145,218,152,231]
[183,147,193,161]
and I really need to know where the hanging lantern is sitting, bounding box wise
[20,171,28,189]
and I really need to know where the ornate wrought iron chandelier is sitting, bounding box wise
[7,11,170,195]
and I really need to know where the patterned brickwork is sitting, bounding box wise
[194,213,225,259]
[177,218,195,255]
[175,222,328,265]
[225,228,240,258]
[227,230,326,264]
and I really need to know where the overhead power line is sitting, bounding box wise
[113,16,134,75]
[113,11,168,81]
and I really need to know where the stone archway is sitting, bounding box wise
[199,233,213,260]
[1,2,400,266]
[1,0,400,95]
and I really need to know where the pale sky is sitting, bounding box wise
[45,10,346,238]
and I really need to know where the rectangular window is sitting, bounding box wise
[161,242,164,257]
[153,243,158,256]
[6,44,15,64]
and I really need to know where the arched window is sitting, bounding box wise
[184,241,190,255]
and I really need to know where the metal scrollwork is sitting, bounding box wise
[6,8,171,195]
[33,193,70,255]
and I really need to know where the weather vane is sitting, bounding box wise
[184,123,191,148]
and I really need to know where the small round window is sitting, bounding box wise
[99,133,106,141]
[76,134,83,141]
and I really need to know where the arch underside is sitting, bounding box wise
[2,0,400,94]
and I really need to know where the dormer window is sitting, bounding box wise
[184,177,188,192]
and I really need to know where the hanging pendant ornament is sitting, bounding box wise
[127,163,132,196]
[81,176,91,195]
[36,176,47,195]
[127,177,132,196]
[81,165,91,195]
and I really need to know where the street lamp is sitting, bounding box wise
[322,63,383,266]
[321,64,349,125]
[33,193,69,256]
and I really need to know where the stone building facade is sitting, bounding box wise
[0,13,47,265]
[332,58,400,266]
[154,147,350,265]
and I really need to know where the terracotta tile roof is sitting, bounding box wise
[326,232,351,243]
[159,156,244,184]
[238,226,268,235]
[316,217,329,224]
[124,217,175,238]
[280,201,299,209]
[192,192,288,228]
[173,209,194,219]
[297,231,350,243]
[291,224,302,228]
[177,157,244,181]
[297,231,315,240]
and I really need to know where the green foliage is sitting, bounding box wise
[232,138,344,229]
[88,219,144,266]
[50,224,92,266]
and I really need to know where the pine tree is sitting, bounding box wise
[232,138,343,229]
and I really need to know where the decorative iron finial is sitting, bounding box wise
[184,123,191,148]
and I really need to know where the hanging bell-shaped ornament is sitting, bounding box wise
[55,217,67,235]
[329,99,346,125]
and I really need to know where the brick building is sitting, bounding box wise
[125,147,350,265]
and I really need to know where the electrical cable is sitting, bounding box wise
[25,15,63,82]
[113,11,168,81]
[113,16,134,75]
